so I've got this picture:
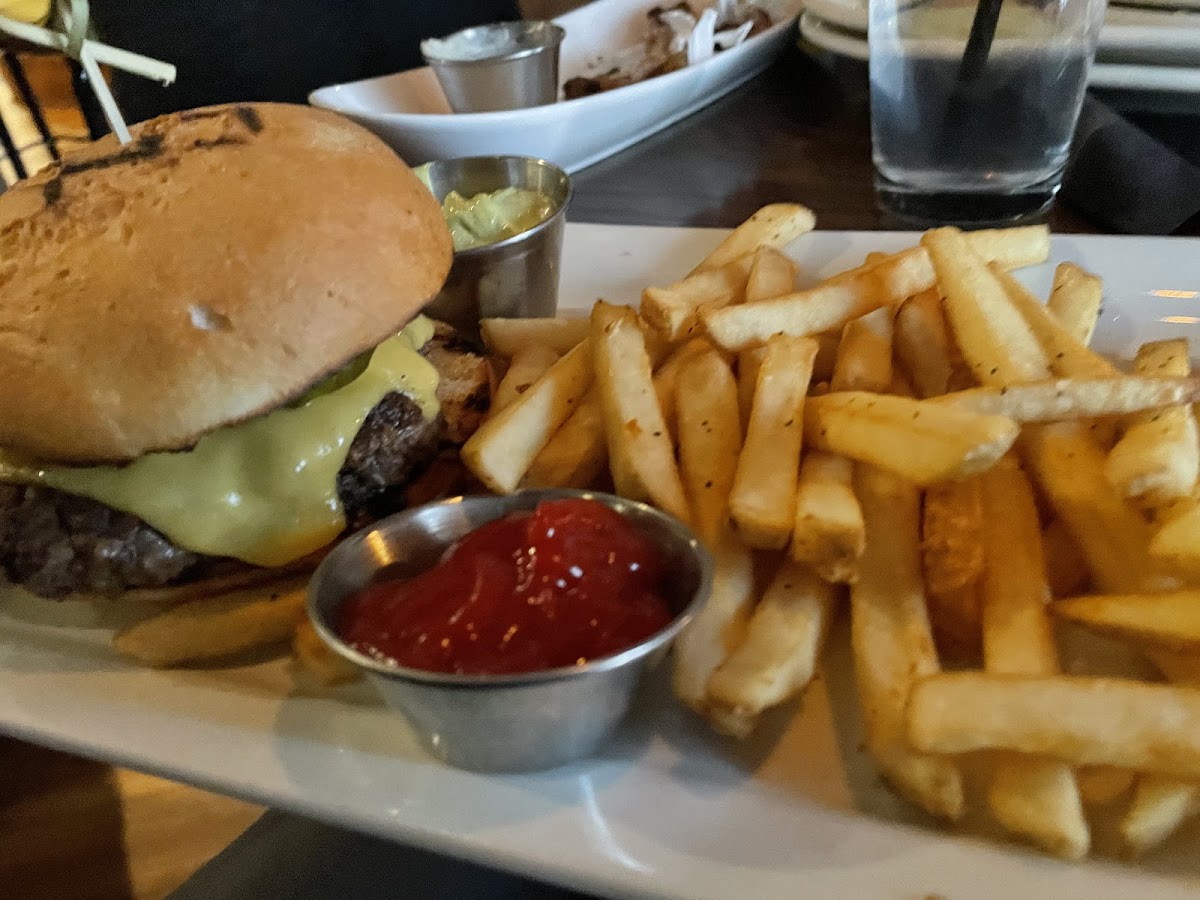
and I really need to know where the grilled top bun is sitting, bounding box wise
[0,103,452,464]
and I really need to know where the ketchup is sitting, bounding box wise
[335,499,673,675]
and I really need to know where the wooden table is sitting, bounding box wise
[2,43,1198,900]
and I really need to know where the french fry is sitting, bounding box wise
[729,335,818,548]
[960,223,1052,269]
[1042,518,1090,597]
[1123,650,1200,855]
[995,262,1122,449]
[736,346,767,431]
[1151,498,1200,572]
[653,338,712,443]
[1122,776,1200,857]
[921,477,986,663]
[830,306,894,393]
[703,264,897,352]
[491,344,559,413]
[521,390,607,489]
[113,582,307,667]
[851,463,964,821]
[979,458,1088,859]
[744,246,798,302]
[525,312,674,495]
[907,672,1200,782]
[706,560,835,738]
[672,531,756,711]
[922,228,1050,386]
[692,203,816,273]
[935,376,1200,423]
[1107,339,1199,504]
[293,619,360,686]
[701,221,1050,355]
[991,265,1118,380]
[1022,422,1177,593]
[805,392,1019,485]
[461,340,592,493]
[1048,262,1103,346]
[1054,590,1200,651]
[641,257,752,342]
[590,302,690,522]
[894,289,953,398]
[481,316,589,357]
[790,452,864,583]
[747,333,836,420]
[701,248,930,351]
[677,350,743,548]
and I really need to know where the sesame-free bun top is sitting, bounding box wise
[0,103,452,464]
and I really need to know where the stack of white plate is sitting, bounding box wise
[799,0,1200,109]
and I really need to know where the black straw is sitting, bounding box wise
[957,0,1005,82]
[941,0,1006,154]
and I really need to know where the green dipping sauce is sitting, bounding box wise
[414,164,555,251]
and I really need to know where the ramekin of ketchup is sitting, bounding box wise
[306,489,711,771]
[336,498,674,676]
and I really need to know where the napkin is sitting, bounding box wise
[167,810,602,900]
[1059,96,1200,235]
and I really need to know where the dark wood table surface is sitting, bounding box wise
[4,42,1200,900]
[573,46,1200,235]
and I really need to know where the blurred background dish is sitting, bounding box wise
[1099,6,1200,66]
[800,0,1200,65]
[798,7,1200,114]
[308,0,803,172]
[803,0,1200,43]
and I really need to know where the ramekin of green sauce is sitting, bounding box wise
[414,156,572,337]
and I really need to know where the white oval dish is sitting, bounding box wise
[308,0,802,172]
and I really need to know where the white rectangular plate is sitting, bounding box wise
[4,224,1200,900]
[307,0,801,173]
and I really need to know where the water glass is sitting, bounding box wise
[869,0,1107,224]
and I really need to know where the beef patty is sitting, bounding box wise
[0,332,491,599]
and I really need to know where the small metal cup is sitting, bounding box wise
[421,155,571,338]
[307,489,712,773]
[420,21,565,113]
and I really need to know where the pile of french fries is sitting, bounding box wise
[464,204,1200,862]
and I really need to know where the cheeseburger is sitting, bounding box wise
[0,103,490,600]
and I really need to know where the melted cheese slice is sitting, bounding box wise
[33,317,439,567]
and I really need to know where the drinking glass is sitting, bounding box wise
[869,0,1107,225]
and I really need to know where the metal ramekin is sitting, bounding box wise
[420,21,565,113]
[307,489,711,773]
[420,154,571,340]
